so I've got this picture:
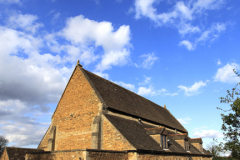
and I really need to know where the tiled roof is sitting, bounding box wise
[189,144,202,154]
[104,114,163,151]
[5,147,43,160]
[167,136,187,153]
[145,127,165,135]
[84,68,187,133]
[104,114,206,155]
[203,148,212,155]
[169,133,188,140]
[189,138,203,144]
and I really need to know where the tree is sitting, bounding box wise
[218,69,240,159]
[0,135,8,156]
[207,139,221,159]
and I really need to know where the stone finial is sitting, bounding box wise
[164,104,166,109]
[76,60,83,67]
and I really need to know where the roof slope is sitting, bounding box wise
[104,114,198,154]
[84,69,187,133]
[166,136,187,153]
[104,114,163,151]
[189,144,202,154]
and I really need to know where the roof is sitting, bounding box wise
[189,144,202,154]
[104,114,207,155]
[83,68,187,133]
[189,138,203,144]
[169,133,188,140]
[5,147,43,160]
[104,114,163,151]
[203,148,212,156]
[145,127,165,135]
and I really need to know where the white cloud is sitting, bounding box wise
[137,76,178,96]
[140,53,159,69]
[217,59,222,65]
[179,22,227,50]
[62,44,99,65]
[177,117,191,124]
[193,129,223,138]
[0,26,69,105]
[93,72,109,79]
[0,0,20,4]
[61,15,130,51]
[135,0,158,21]
[0,100,50,146]
[96,49,130,71]
[137,86,156,96]
[164,92,179,96]
[137,86,166,96]
[178,80,209,96]
[179,40,194,51]
[191,0,225,13]
[7,14,43,34]
[114,81,135,91]
[60,15,131,71]
[139,75,151,85]
[53,12,60,21]
[178,23,200,36]
[134,0,225,28]
[214,63,240,83]
[133,0,227,50]
[3,123,48,147]
[196,23,226,43]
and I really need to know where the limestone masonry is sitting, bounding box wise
[0,61,212,160]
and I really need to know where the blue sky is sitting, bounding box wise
[0,0,240,151]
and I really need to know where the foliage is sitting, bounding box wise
[207,139,221,159]
[218,69,240,159]
[0,135,8,156]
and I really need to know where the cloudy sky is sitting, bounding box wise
[0,0,240,149]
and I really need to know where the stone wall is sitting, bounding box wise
[0,149,8,160]
[138,154,183,160]
[25,150,212,160]
[88,151,128,160]
[38,67,104,151]
[38,126,51,151]
[25,150,128,160]
[137,153,211,160]
[25,150,84,160]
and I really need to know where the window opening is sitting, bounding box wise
[161,135,167,148]
[164,135,166,148]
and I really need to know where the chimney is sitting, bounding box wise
[164,104,166,109]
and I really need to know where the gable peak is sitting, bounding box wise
[76,60,83,67]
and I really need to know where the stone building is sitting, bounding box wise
[0,61,212,160]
